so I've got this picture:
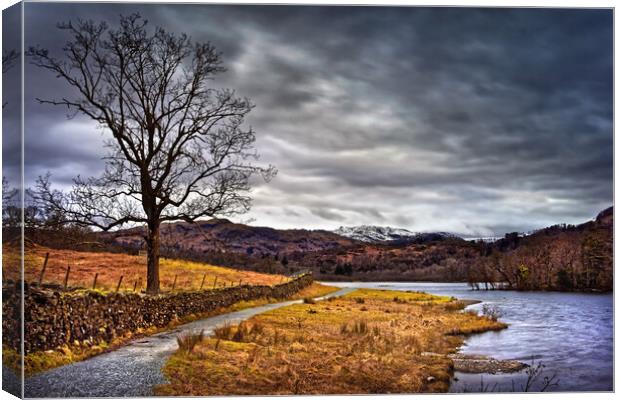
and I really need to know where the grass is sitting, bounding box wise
[5,243,285,292]
[290,282,340,299]
[156,288,507,396]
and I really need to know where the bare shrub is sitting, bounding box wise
[352,320,368,335]
[249,322,264,336]
[481,304,503,321]
[443,301,465,311]
[214,323,233,340]
[522,359,560,392]
[303,297,316,304]
[232,323,248,342]
[176,330,205,354]
[272,329,286,345]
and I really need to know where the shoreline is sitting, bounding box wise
[321,280,613,294]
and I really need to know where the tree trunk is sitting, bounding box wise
[145,222,160,295]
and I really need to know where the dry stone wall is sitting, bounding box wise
[2,274,313,353]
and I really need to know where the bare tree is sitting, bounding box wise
[2,176,19,229]
[2,49,19,108]
[28,14,275,294]
[2,49,18,73]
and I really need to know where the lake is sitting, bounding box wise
[325,281,613,392]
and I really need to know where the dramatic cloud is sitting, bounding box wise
[9,4,613,237]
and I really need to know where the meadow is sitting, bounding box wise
[156,288,507,395]
[4,244,286,292]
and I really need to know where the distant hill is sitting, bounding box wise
[105,218,359,257]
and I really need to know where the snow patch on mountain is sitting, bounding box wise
[333,225,460,243]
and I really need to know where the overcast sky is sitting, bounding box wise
[3,3,613,237]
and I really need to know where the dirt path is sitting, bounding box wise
[24,288,355,398]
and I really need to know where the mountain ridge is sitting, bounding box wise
[333,225,460,244]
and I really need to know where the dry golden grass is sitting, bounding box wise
[4,244,284,291]
[156,288,507,395]
[290,282,340,299]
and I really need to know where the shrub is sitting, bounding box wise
[303,297,316,304]
[354,297,365,304]
[340,320,369,335]
[481,304,503,321]
[443,301,465,311]
[214,323,233,340]
[232,323,248,342]
[176,330,204,354]
[352,320,368,335]
[272,329,286,345]
[249,322,264,336]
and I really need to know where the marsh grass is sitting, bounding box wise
[156,288,507,396]
[177,330,205,354]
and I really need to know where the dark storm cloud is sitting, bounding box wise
[17,4,613,236]
[3,3,22,188]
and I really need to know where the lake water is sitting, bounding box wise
[325,281,613,392]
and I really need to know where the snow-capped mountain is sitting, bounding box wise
[463,236,503,243]
[333,225,460,243]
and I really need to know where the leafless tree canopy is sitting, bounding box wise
[2,49,18,73]
[2,49,19,108]
[28,14,275,293]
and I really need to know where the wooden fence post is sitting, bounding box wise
[172,275,177,291]
[63,266,71,290]
[133,280,138,292]
[38,253,49,286]
[116,275,124,292]
[200,274,207,290]
[92,273,98,290]
[213,276,218,289]
[238,279,242,286]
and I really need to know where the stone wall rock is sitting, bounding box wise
[2,274,313,354]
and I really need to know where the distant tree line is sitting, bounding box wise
[467,223,612,292]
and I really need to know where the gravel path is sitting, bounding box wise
[24,288,355,398]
